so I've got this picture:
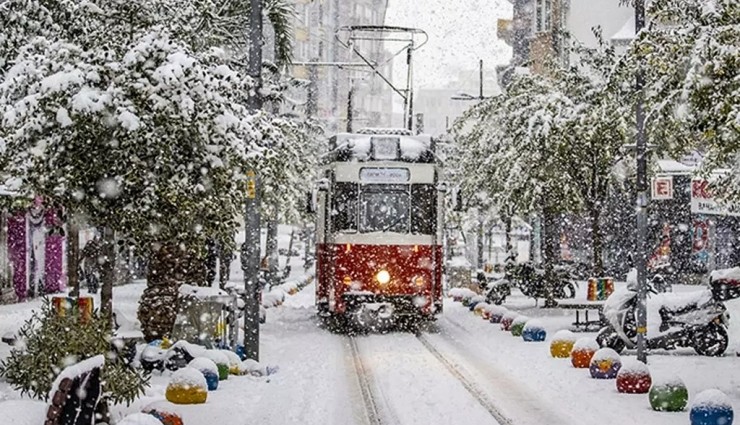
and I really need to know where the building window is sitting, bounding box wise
[535,0,552,33]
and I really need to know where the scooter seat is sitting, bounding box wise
[659,303,698,323]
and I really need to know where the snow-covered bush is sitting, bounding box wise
[0,301,148,404]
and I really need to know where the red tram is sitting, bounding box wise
[314,128,445,324]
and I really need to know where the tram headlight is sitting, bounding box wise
[376,270,391,285]
[413,276,425,287]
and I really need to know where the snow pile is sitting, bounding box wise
[691,389,733,409]
[487,305,508,315]
[221,349,243,368]
[118,413,162,425]
[262,288,286,308]
[591,348,621,362]
[169,367,208,390]
[170,340,207,358]
[523,319,545,331]
[512,316,529,326]
[618,359,650,376]
[204,350,229,366]
[449,287,476,299]
[573,337,599,351]
[188,357,218,375]
[551,329,577,342]
[239,359,279,377]
[179,284,233,303]
[711,267,740,283]
[501,311,519,321]
[0,400,48,425]
[470,295,485,305]
[48,355,104,401]
[651,374,687,389]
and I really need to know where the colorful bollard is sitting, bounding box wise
[690,389,734,425]
[589,348,622,379]
[649,376,689,412]
[188,357,219,391]
[550,330,577,358]
[500,311,518,331]
[522,319,546,342]
[571,337,599,369]
[489,306,508,324]
[510,316,529,337]
[616,359,651,393]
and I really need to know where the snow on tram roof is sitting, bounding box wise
[328,130,435,163]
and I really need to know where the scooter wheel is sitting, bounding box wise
[596,326,626,354]
[694,324,728,356]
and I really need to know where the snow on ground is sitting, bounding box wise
[3,233,740,425]
[355,333,501,425]
[436,287,740,425]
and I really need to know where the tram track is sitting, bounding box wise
[348,336,388,425]
[415,333,514,425]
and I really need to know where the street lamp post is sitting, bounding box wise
[450,59,491,271]
[634,0,648,364]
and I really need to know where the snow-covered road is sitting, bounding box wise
[3,274,740,424]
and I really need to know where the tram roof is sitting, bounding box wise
[326,130,436,164]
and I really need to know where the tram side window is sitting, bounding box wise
[331,182,358,232]
[411,184,436,235]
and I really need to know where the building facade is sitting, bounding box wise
[286,0,394,132]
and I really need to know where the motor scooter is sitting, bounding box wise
[597,267,740,356]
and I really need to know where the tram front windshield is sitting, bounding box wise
[360,187,410,233]
[331,183,435,235]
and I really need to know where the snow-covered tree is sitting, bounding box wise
[634,0,739,197]
[453,30,637,281]
[0,0,305,340]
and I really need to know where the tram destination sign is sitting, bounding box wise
[359,167,410,183]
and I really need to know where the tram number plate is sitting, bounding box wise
[359,167,410,183]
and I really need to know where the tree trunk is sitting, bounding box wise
[265,216,279,286]
[542,205,560,308]
[138,243,183,342]
[476,214,484,270]
[67,219,80,298]
[504,214,513,262]
[590,204,604,277]
[100,227,115,324]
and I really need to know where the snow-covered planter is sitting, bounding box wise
[203,350,230,380]
[616,359,651,393]
[118,413,163,425]
[238,359,279,377]
[488,306,508,324]
[500,311,518,331]
[522,319,546,342]
[616,359,650,392]
[143,404,185,425]
[468,295,485,311]
[510,315,529,337]
[188,357,219,391]
[649,376,689,412]
[165,367,208,405]
[262,289,286,308]
[571,337,599,368]
[473,302,490,318]
[690,389,734,425]
[550,330,577,358]
[221,350,243,375]
[589,348,622,379]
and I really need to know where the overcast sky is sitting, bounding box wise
[384,0,513,94]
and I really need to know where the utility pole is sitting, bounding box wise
[634,0,648,364]
[479,59,484,100]
[346,78,354,132]
[242,0,263,362]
